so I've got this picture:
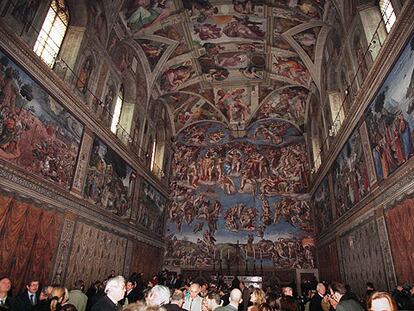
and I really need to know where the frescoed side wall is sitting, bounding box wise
[84,137,137,218]
[165,120,314,270]
[365,35,414,181]
[313,176,332,234]
[0,50,84,189]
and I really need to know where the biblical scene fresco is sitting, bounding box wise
[331,128,369,218]
[122,0,177,33]
[84,137,136,218]
[159,60,196,92]
[0,50,83,189]
[313,176,332,234]
[365,34,414,181]
[89,1,108,45]
[214,86,255,124]
[272,54,311,86]
[272,1,324,20]
[137,180,167,235]
[252,86,309,126]
[135,39,168,72]
[172,96,225,133]
[165,120,313,269]
[293,27,320,62]
[154,24,190,58]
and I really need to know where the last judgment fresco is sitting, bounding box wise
[165,120,314,269]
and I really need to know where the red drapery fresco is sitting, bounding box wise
[130,241,163,280]
[317,240,341,282]
[0,193,62,293]
[386,199,414,284]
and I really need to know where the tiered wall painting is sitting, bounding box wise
[365,34,414,181]
[84,137,136,218]
[0,50,84,189]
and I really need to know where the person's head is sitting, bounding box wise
[50,287,66,311]
[316,283,326,296]
[189,283,200,299]
[258,303,272,311]
[229,288,242,306]
[0,277,11,295]
[201,283,208,293]
[60,304,78,311]
[26,279,40,294]
[171,289,184,307]
[105,276,126,302]
[126,281,136,293]
[146,285,170,306]
[239,281,245,290]
[330,282,347,302]
[204,292,221,311]
[367,292,397,311]
[250,288,266,305]
[73,280,85,292]
[123,302,146,311]
[282,287,293,297]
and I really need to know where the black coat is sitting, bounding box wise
[309,294,324,311]
[90,295,121,311]
[1,296,15,310]
[14,292,39,311]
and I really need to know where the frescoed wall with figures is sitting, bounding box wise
[165,120,314,270]
[365,34,414,181]
[0,50,84,189]
[84,137,137,218]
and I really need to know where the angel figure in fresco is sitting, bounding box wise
[233,0,254,14]
[162,65,193,91]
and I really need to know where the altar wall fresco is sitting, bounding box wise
[165,119,314,270]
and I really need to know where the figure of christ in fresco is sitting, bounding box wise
[124,0,170,32]
[162,65,193,91]
[223,16,265,40]
[194,24,222,40]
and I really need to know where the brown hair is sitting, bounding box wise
[367,292,398,311]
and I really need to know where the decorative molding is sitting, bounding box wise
[0,160,165,249]
[50,217,76,285]
[376,215,397,290]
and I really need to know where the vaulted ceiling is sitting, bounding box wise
[112,0,338,139]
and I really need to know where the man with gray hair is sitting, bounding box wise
[146,285,171,306]
[91,276,126,311]
[309,283,326,311]
[215,288,242,311]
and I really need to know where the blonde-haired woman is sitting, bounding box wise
[367,292,398,311]
[248,288,266,311]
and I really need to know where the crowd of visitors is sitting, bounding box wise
[1,272,413,311]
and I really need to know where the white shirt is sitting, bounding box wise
[182,295,203,311]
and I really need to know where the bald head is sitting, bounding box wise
[189,283,200,299]
[316,283,326,295]
[229,288,242,306]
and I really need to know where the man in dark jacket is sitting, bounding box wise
[331,282,363,311]
[309,283,326,311]
[14,279,40,311]
[0,277,15,310]
[164,289,185,311]
[91,276,125,311]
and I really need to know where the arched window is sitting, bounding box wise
[34,0,69,67]
[379,0,396,33]
[111,85,124,134]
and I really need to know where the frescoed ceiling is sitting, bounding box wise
[115,0,334,269]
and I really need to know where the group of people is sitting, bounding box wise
[2,272,414,311]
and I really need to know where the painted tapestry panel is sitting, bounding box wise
[339,220,389,296]
[316,240,340,283]
[385,197,414,284]
[84,137,137,218]
[0,192,62,292]
[365,34,414,181]
[137,180,167,235]
[65,222,127,288]
[165,121,314,270]
[130,241,163,280]
[0,50,84,189]
[331,128,369,217]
